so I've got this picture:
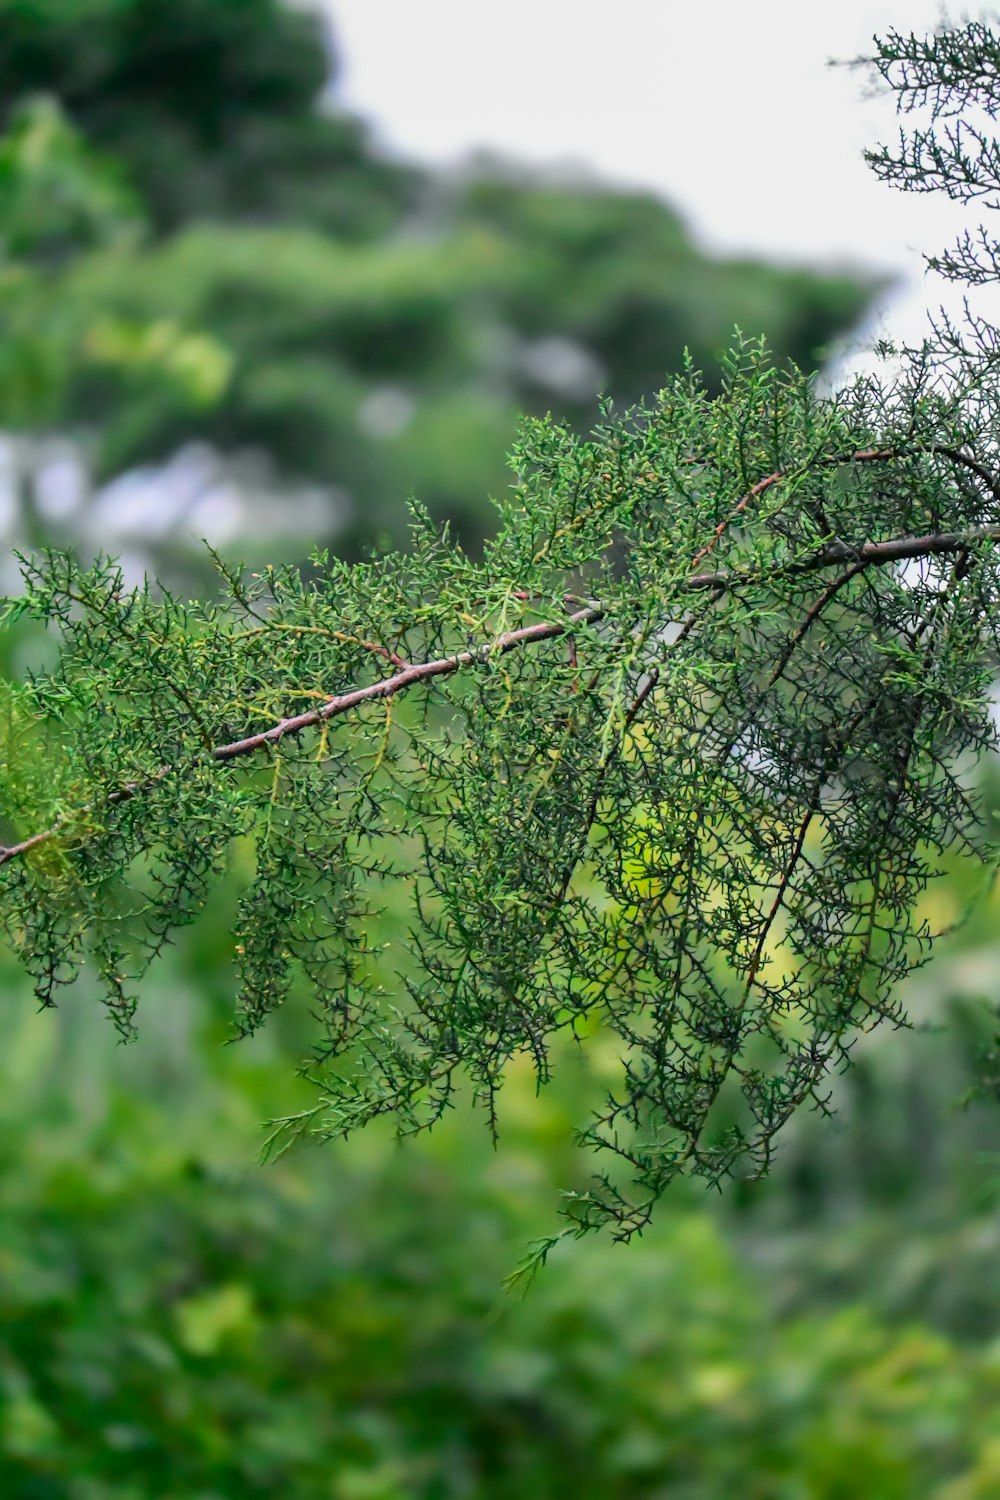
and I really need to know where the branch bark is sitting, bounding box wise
[3,449,1000,871]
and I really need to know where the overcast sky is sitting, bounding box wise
[327,1,994,363]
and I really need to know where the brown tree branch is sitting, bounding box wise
[0,606,604,867]
[687,520,1000,591]
[688,442,1000,573]
[4,480,1000,870]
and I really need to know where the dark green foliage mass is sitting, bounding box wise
[455,171,872,412]
[0,96,141,267]
[0,0,416,237]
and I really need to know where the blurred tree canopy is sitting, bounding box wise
[0,0,416,237]
[0,0,883,554]
[5,851,1000,1499]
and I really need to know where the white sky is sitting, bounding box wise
[326,0,995,361]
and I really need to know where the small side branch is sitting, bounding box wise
[688,521,1000,591]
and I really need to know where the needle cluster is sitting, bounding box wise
[4,14,1000,1246]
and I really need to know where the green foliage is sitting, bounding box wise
[6,32,1000,1495]
[0,99,231,438]
[0,0,416,237]
[4,11,1000,1246]
[0,171,879,549]
[455,171,877,411]
[0,97,146,431]
[4,320,1000,1239]
[5,924,1000,1499]
[0,96,141,265]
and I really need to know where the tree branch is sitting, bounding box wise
[688,520,1000,591]
[0,606,604,867]
[3,493,1000,871]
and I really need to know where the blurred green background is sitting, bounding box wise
[4,3,1000,1496]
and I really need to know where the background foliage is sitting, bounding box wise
[5,822,1000,1498]
[4,3,1000,1497]
[0,0,880,565]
